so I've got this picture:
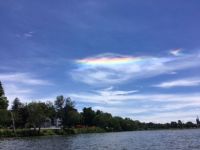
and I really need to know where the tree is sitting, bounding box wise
[0,81,10,128]
[12,98,23,111]
[82,107,96,126]
[0,81,8,109]
[54,95,65,119]
[27,102,47,133]
[0,109,11,128]
[62,97,79,127]
[45,101,56,125]
[0,81,5,96]
[170,121,178,128]
[11,98,29,128]
[178,120,183,128]
[93,112,112,129]
[185,121,195,128]
[55,95,65,110]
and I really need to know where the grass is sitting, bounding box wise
[0,127,105,138]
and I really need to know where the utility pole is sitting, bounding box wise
[11,111,16,136]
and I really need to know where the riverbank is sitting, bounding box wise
[0,127,105,138]
[1,129,200,150]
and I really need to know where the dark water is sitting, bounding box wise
[1,129,200,150]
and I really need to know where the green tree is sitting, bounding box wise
[27,102,47,133]
[185,121,195,128]
[93,111,112,129]
[62,97,80,127]
[11,98,29,128]
[55,95,65,110]
[0,81,8,109]
[54,95,65,119]
[45,101,56,125]
[0,81,10,128]
[12,98,23,110]
[0,81,5,96]
[178,120,183,128]
[170,121,178,128]
[82,107,96,126]
[0,109,11,128]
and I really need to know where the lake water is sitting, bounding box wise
[1,129,200,150]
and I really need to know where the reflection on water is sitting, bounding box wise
[1,129,200,150]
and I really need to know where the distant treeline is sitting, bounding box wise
[0,81,198,133]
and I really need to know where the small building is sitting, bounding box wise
[54,118,62,127]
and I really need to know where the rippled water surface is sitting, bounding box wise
[1,129,200,150]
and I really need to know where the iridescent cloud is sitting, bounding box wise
[71,52,200,85]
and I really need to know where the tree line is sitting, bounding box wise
[0,81,198,132]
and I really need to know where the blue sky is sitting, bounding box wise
[1,0,200,123]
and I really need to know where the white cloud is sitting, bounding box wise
[136,110,200,123]
[69,88,200,104]
[16,31,34,38]
[71,52,200,86]
[168,71,177,75]
[154,78,200,88]
[68,88,200,123]
[95,86,138,97]
[0,72,52,105]
[3,83,33,106]
[92,105,200,123]
[0,73,51,85]
[169,48,182,56]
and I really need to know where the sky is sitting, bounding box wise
[1,0,200,123]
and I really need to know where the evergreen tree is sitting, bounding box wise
[0,81,5,97]
[0,81,9,109]
[12,98,23,111]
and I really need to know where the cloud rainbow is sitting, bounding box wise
[76,56,143,66]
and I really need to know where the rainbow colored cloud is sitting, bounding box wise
[72,52,200,85]
[75,53,157,68]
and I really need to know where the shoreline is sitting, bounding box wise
[0,127,105,138]
[1,127,199,139]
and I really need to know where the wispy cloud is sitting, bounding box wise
[134,110,200,123]
[0,73,51,85]
[95,86,139,97]
[0,72,52,104]
[154,78,200,88]
[93,104,200,123]
[3,83,33,105]
[71,52,200,85]
[16,31,34,38]
[169,48,182,56]
[69,88,200,122]
[69,89,200,105]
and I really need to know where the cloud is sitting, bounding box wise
[92,104,200,123]
[24,31,34,38]
[71,52,200,85]
[154,78,200,88]
[68,88,200,122]
[0,72,52,104]
[69,87,140,104]
[95,86,139,97]
[16,31,34,38]
[169,48,182,56]
[134,110,199,123]
[3,83,33,105]
[0,73,51,85]
[70,89,200,105]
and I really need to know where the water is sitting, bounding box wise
[1,129,200,150]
